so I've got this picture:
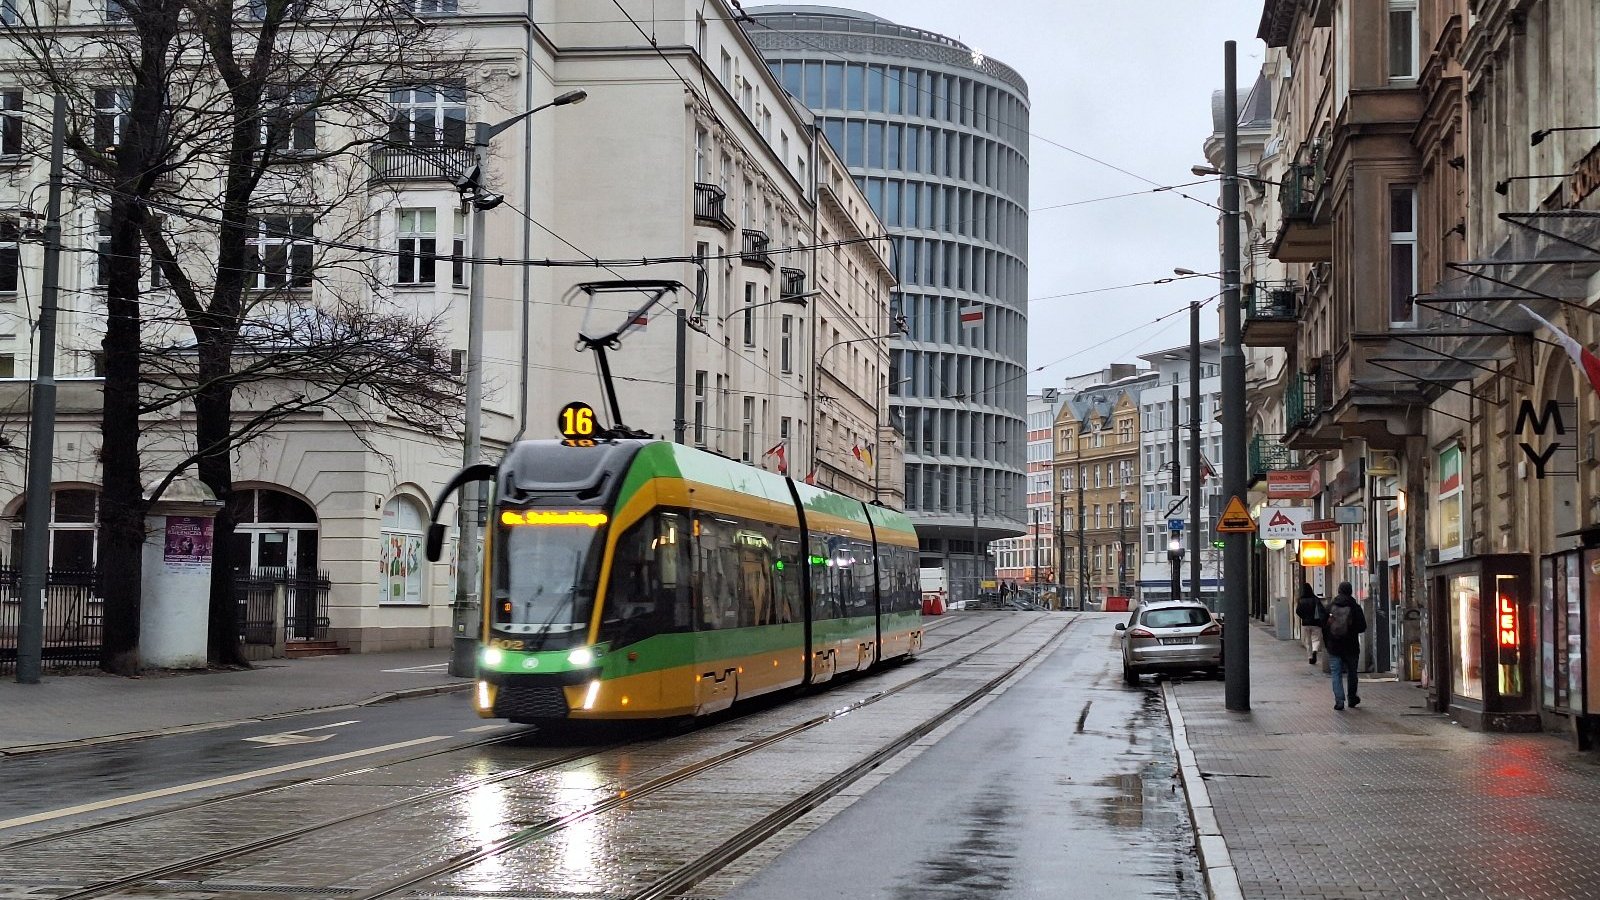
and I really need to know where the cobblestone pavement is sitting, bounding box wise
[1171,625,1600,900]
[0,648,466,753]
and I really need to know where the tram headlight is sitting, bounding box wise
[567,646,594,667]
[480,646,504,668]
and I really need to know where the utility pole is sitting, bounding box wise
[1055,489,1065,607]
[1117,490,1127,596]
[448,89,587,679]
[1169,382,1182,602]
[15,95,65,685]
[1221,41,1250,710]
[1189,301,1203,604]
[1031,505,1041,589]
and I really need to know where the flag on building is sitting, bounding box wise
[1200,453,1217,484]
[626,311,648,331]
[960,304,985,327]
[804,469,817,485]
[1522,304,1600,397]
[761,440,788,475]
[862,443,874,467]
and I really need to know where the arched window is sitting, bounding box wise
[229,488,318,574]
[380,496,426,604]
[9,488,99,571]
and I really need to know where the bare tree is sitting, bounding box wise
[3,0,473,670]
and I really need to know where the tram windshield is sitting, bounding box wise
[492,521,605,648]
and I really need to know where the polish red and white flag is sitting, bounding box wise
[1521,304,1600,397]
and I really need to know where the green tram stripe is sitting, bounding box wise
[481,614,892,678]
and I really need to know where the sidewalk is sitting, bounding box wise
[0,648,470,756]
[1170,624,1600,900]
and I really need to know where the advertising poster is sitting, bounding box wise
[163,516,214,571]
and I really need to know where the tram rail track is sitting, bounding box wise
[1,612,1043,899]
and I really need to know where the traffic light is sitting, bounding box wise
[1211,538,1226,549]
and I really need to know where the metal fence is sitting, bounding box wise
[235,568,331,660]
[0,567,101,675]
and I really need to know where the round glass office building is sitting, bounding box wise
[748,6,1029,599]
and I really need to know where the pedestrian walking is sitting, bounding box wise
[1322,581,1368,710]
[1295,582,1325,664]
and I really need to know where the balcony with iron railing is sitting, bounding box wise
[1272,152,1332,263]
[1242,280,1301,347]
[1283,358,1339,448]
[694,183,735,231]
[741,229,772,269]
[1248,433,1298,481]
[369,145,475,183]
[780,267,806,299]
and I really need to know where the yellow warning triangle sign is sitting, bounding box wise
[1216,495,1256,533]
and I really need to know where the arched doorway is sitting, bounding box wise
[229,488,318,576]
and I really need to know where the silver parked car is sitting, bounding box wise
[1115,601,1223,684]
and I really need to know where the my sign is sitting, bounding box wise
[1267,470,1315,499]
[1517,398,1575,479]
[1260,507,1312,539]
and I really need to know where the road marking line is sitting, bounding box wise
[0,736,449,831]
[381,664,449,674]
[244,720,359,746]
[461,724,514,733]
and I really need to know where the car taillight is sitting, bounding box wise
[1128,627,1155,638]
[1200,623,1221,636]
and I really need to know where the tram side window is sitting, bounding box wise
[773,527,803,624]
[847,539,875,617]
[810,534,844,620]
[733,526,776,627]
[693,516,739,631]
[894,547,919,612]
[600,511,691,645]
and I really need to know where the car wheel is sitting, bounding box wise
[1123,665,1141,686]
[1209,667,1225,680]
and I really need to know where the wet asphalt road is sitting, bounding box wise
[0,692,493,827]
[725,612,1204,900]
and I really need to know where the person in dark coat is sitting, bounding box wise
[1322,581,1368,710]
[1295,582,1325,665]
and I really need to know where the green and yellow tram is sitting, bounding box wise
[427,438,922,724]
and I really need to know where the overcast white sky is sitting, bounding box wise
[841,0,1268,390]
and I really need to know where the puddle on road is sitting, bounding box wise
[892,788,1016,899]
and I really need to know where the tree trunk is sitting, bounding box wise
[197,367,246,667]
[97,190,146,676]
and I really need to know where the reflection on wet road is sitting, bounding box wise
[724,612,1204,900]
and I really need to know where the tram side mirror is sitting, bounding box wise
[426,522,447,563]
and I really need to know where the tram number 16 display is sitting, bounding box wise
[559,401,599,446]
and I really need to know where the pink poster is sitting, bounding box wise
[163,516,213,570]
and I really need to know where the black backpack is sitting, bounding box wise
[1327,603,1353,639]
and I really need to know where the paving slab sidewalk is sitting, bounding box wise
[1170,624,1600,900]
[0,648,470,755]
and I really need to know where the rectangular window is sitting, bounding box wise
[743,282,756,347]
[780,315,794,373]
[265,85,316,154]
[451,209,467,287]
[247,214,314,290]
[396,208,437,285]
[0,218,17,293]
[1437,444,1463,557]
[1388,0,1418,80]
[105,0,125,20]
[0,90,20,156]
[1389,186,1417,325]
[694,13,707,57]
[1449,573,1483,700]
[0,352,13,377]
[741,396,754,461]
[693,370,707,445]
[93,87,129,151]
[387,84,466,148]
[94,212,112,287]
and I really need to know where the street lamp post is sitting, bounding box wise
[1219,41,1250,710]
[1188,300,1203,604]
[448,88,587,679]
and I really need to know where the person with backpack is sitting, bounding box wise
[1295,582,1325,664]
[1322,581,1368,710]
